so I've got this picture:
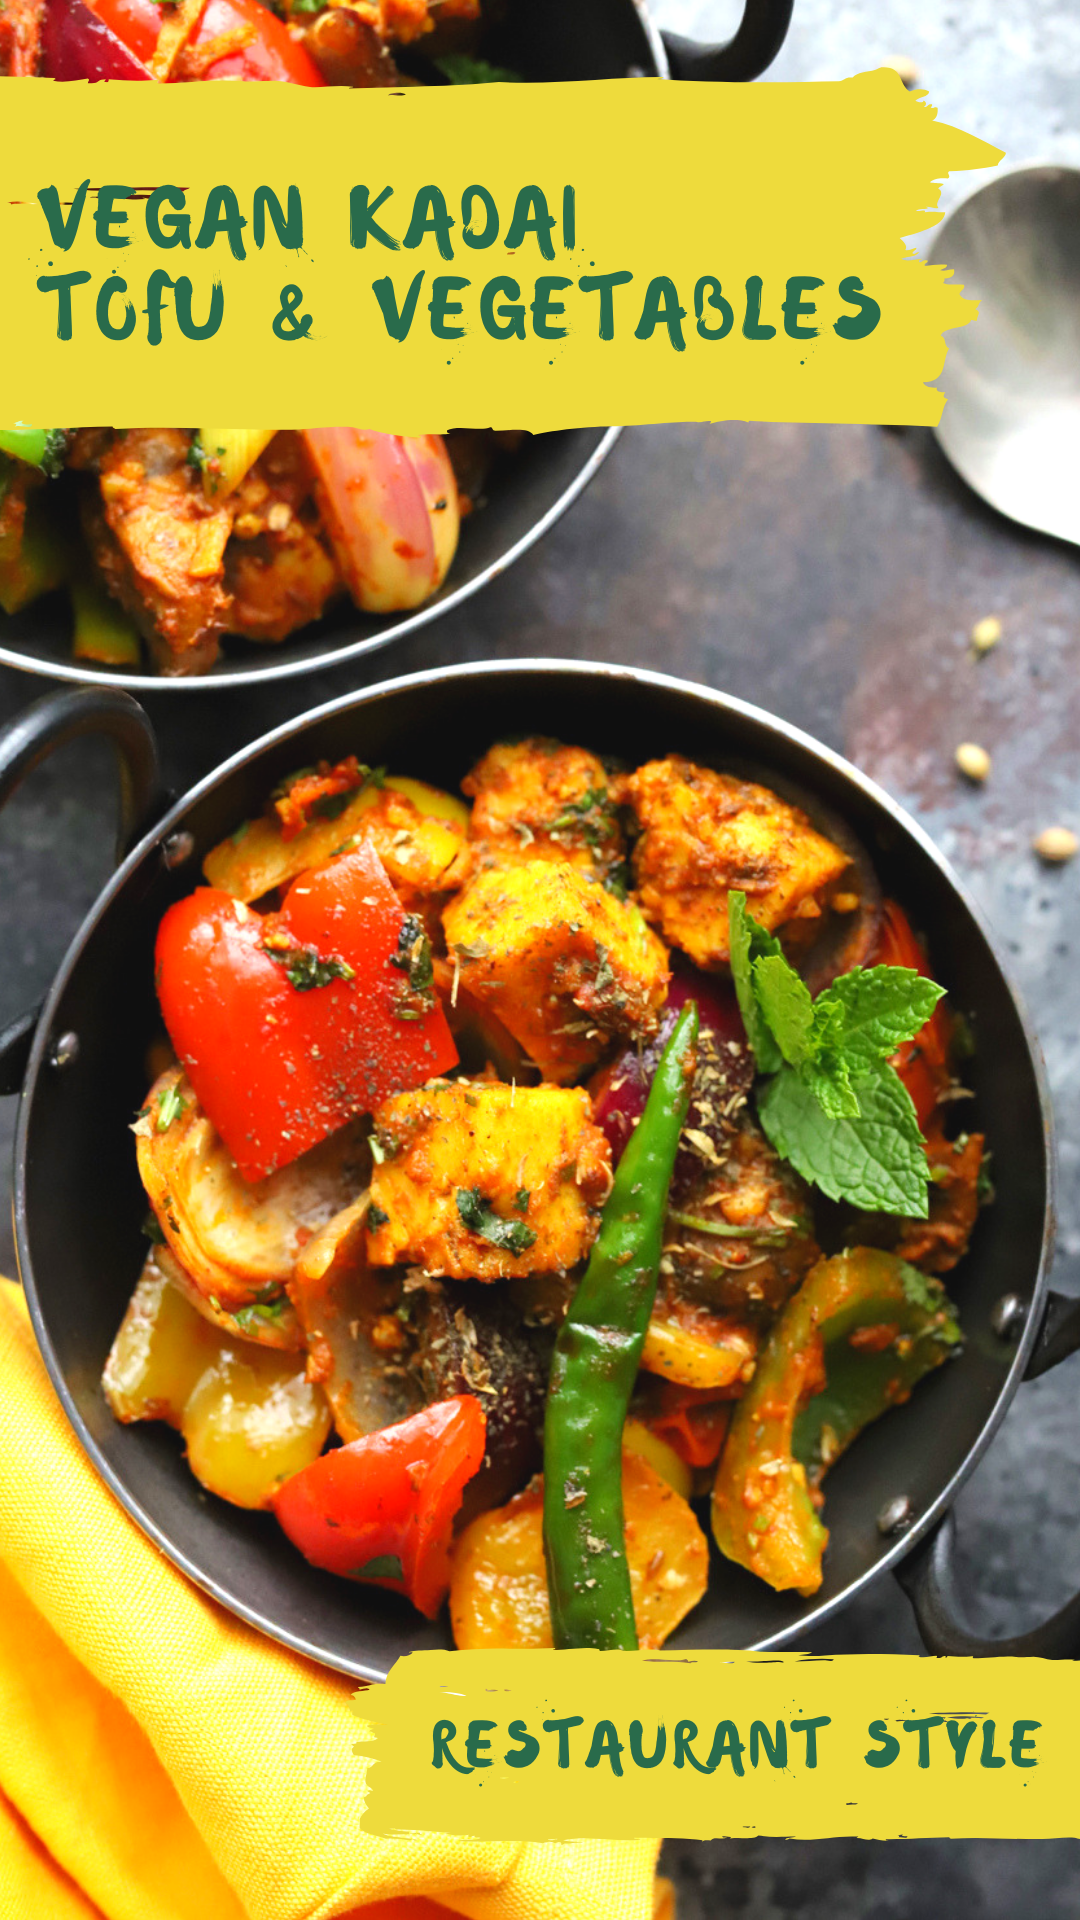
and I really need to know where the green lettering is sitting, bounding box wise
[579,270,632,340]
[704,1721,746,1776]
[864,1720,900,1768]
[791,1717,831,1768]
[465,1719,497,1768]
[562,185,575,250]
[1010,1720,1039,1768]
[834,275,880,340]
[504,1720,540,1768]
[531,275,571,339]
[903,1716,944,1769]
[253,186,302,251]
[96,274,136,341]
[694,275,734,340]
[585,1720,625,1776]
[749,1721,787,1769]
[542,1716,584,1768]
[628,1721,666,1768]
[480,276,525,339]
[403,185,456,261]
[373,271,425,342]
[782,274,823,338]
[634,275,686,351]
[350,184,398,250]
[432,1719,473,1773]
[36,271,90,340]
[94,185,133,250]
[429,274,470,339]
[945,1720,977,1767]
[673,1721,710,1773]
[742,275,776,340]
[505,186,556,260]
[195,186,247,262]
[461,185,498,249]
[36,178,89,251]
[146,186,190,250]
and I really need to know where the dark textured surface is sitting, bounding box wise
[4,416,1079,1908]
[2,0,1080,1907]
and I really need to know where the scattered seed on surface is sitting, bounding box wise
[970,614,1002,656]
[956,742,991,784]
[883,54,920,85]
[1033,826,1078,865]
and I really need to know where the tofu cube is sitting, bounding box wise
[615,756,851,969]
[367,1080,613,1280]
[463,737,625,887]
[443,858,670,1082]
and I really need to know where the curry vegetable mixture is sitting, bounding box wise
[104,738,985,1647]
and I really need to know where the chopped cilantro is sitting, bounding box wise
[604,860,632,901]
[156,1083,185,1132]
[456,1187,538,1256]
[141,1210,165,1245]
[514,1188,530,1214]
[368,1203,389,1231]
[453,937,491,962]
[40,429,67,479]
[353,1553,405,1579]
[390,914,435,1020]
[233,1287,288,1334]
[261,939,355,991]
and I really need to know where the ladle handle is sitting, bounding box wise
[0,688,162,1096]
[898,1287,1080,1655]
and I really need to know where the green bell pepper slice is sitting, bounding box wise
[0,427,66,476]
[712,1247,960,1597]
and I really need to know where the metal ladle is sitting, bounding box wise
[930,165,1080,546]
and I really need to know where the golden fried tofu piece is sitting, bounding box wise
[366,1080,612,1279]
[443,859,669,1082]
[203,776,469,907]
[463,737,626,886]
[615,756,851,969]
[85,429,235,675]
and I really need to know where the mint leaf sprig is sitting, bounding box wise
[728,893,945,1217]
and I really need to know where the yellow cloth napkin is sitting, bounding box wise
[0,1280,661,1920]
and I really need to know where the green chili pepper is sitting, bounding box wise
[542,999,699,1650]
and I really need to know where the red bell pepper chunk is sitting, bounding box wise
[155,839,458,1182]
[644,1383,732,1469]
[872,900,953,1132]
[274,1397,487,1618]
[80,0,326,82]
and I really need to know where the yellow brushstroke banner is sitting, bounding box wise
[0,71,999,429]
[356,1650,1075,1840]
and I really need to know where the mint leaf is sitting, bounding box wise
[752,953,816,1066]
[758,1061,930,1216]
[803,1058,861,1119]
[817,966,945,1067]
[728,891,782,1073]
